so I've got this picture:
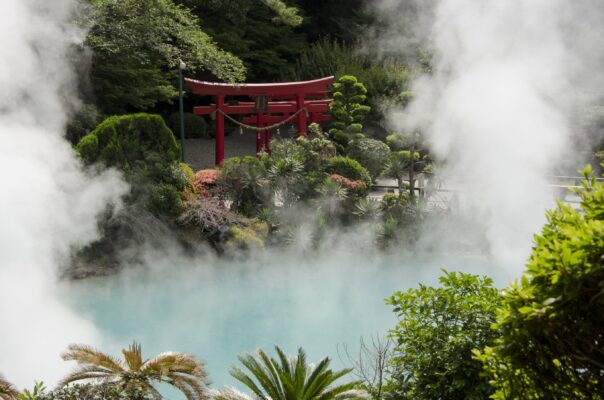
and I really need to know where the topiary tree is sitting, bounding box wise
[386,271,502,400]
[328,75,371,144]
[346,135,390,180]
[476,166,604,400]
[77,113,179,169]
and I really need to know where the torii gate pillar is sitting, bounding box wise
[215,95,225,166]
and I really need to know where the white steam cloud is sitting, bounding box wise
[0,0,127,387]
[373,0,604,264]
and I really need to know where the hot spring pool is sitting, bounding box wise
[62,251,512,390]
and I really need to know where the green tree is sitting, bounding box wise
[328,75,371,143]
[382,133,431,204]
[476,167,604,399]
[84,0,246,113]
[381,152,408,200]
[346,136,390,180]
[59,342,208,400]
[214,346,367,400]
[177,0,304,81]
[386,271,501,400]
[0,375,19,400]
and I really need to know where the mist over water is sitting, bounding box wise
[62,250,511,389]
[0,0,127,387]
[372,0,604,265]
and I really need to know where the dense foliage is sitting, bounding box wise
[476,167,604,399]
[84,0,245,114]
[387,271,502,400]
[168,112,210,139]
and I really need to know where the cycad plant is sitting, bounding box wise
[215,346,368,400]
[0,375,19,400]
[59,342,208,400]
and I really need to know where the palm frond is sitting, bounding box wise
[0,375,19,400]
[60,342,209,400]
[230,347,364,400]
[122,342,143,371]
[229,366,268,400]
[209,387,252,400]
[61,344,124,374]
[235,352,279,400]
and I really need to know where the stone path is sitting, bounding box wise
[181,127,299,171]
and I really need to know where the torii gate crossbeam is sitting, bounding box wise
[185,76,334,166]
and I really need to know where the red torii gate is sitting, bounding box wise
[185,76,334,165]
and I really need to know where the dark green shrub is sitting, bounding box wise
[217,156,270,216]
[76,113,179,167]
[326,156,371,187]
[346,136,390,179]
[76,113,185,218]
[168,112,210,139]
[149,183,183,216]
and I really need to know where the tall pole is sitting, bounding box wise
[178,59,186,162]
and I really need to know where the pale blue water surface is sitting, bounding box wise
[63,250,512,393]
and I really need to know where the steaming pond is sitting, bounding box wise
[63,251,512,390]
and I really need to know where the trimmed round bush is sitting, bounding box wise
[76,113,179,167]
[168,112,210,139]
[325,156,372,187]
[346,136,390,179]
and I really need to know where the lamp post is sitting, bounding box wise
[178,59,186,162]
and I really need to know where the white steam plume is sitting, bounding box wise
[0,0,127,387]
[373,0,604,265]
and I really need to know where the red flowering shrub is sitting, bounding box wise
[328,174,367,193]
[194,169,220,190]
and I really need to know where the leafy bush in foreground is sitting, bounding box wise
[476,167,604,399]
[387,271,501,400]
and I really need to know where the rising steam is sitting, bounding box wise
[372,0,604,264]
[0,0,127,387]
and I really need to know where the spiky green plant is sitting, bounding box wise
[59,342,208,400]
[0,375,19,400]
[223,346,368,400]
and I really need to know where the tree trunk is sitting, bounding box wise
[409,142,416,204]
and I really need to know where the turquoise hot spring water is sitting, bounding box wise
[61,250,512,393]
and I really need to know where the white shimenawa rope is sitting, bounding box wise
[213,107,309,132]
